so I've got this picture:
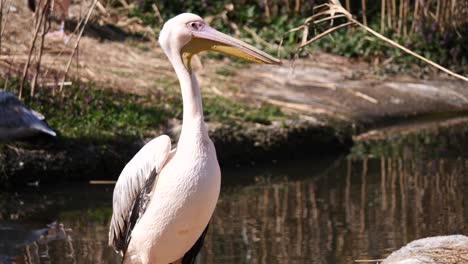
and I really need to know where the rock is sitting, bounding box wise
[383,235,468,264]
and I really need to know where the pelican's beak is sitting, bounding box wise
[182,25,281,70]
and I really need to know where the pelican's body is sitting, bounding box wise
[109,13,280,264]
[0,90,56,140]
[128,132,220,263]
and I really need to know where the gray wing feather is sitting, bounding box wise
[108,135,172,253]
[120,168,158,254]
[0,91,56,138]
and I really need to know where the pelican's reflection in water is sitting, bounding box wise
[0,157,466,264]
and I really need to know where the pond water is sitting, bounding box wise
[0,155,467,264]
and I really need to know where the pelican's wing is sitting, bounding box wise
[108,135,172,253]
[0,91,56,137]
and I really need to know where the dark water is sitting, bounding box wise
[0,156,467,264]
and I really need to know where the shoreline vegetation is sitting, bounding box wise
[1,0,467,187]
[1,76,467,188]
[0,77,351,187]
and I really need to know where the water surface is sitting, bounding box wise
[0,156,466,263]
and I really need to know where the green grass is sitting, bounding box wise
[1,77,286,140]
[27,85,174,139]
[203,96,284,125]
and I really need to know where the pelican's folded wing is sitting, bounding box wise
[108,135,172,253]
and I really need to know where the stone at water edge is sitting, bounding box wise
[383,235,468,264]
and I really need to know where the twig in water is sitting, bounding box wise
[89,180,117,185]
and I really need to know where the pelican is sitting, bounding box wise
[0,90,56,140]
[26,0,70,38]
[108,13,280,264]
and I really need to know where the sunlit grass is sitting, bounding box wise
[1,77,287,140]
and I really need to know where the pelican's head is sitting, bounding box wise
[159,13,281,72]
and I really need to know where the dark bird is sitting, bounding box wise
[0,90,56,140]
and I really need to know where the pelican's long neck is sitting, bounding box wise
[171,54,208,142]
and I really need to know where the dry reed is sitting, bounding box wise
[285,0,468,82]
[19,0,50,99]
[30,5,50,97]
[59,0,99,93]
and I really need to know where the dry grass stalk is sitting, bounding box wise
[288,0,468,83]
[0,0,3,57]
[117,0,129,9]
[410,0,420,35]
[0,0,12,57]
[151,3,163,23]
[361,0,367,26]
[403,0,409,36]
[299,22,353,49]
[205,4,239,37]
[60,0,99,93]
[19,0,50,99]
[294,0,301,13]
[264,0,271,22]
[386,0,392,29]
[397,0,404,36]
[243,26,277,50]
[283,0,290,13]
[31,6,50,97]
[42,13,88,80]
[380,0,386,32]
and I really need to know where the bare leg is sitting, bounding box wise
[46,20,67,39]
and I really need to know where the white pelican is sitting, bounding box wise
[0,90,56,140]
[108,13,280,264]
[26,0,70,38]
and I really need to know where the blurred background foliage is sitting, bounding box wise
[101,0,467,74]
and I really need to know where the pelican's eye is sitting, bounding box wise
[187,21,205,31]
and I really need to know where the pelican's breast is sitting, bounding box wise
[127,137,221,264]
